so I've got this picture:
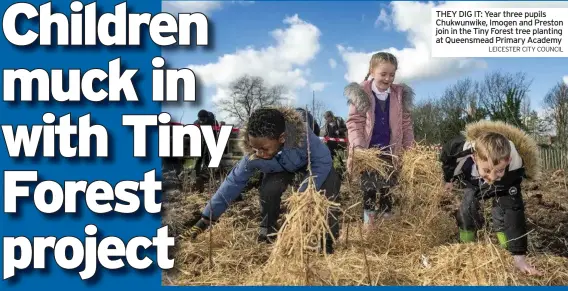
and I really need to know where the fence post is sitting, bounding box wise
[539,147,568,171]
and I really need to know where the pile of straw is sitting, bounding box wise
[350,147,396,180]
[397,144,451,210]
[356,211,456,256]
[415,243,568,286]
[248,243,417,286]
[251,176,341,285]
[524,169,568,257]
[164,134,568,286]
[167,210,271,286]
[166,179,568,286]
[162,192,210,237]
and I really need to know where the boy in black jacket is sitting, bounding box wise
[440,120,541,276]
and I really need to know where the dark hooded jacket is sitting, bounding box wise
[324,116,347,138]
[295,108,320,136]
[440,120,540,194]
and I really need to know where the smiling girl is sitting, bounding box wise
[343,52,415,227]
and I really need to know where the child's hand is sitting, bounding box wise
[513,255,542,276]
[444,182,453,193]
[181,219,210,241]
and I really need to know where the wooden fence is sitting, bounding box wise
[539,147,568,170]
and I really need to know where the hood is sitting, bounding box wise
[464,120,541,180]
[344,80,414,113]
[239,106,307,155]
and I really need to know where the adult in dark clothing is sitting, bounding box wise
[193,110,220,191]
[323,111,347,139]
[162,121,185,177]
[295,107,320,136]
[323,111,347,170]
[162,120,185,192]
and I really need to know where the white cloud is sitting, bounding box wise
[236,1,256,6]
[162,1,224,14]
[187,14,321,105]
[374,8,391,29]
[162,1,254,15]
[536,107,550,118]
[329,58,337,69]
[340,1,568,83]
[563,75,568,85]
[310,82,328,92]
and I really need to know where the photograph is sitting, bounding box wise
[159,0,568,286]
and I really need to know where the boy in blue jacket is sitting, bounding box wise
[184,107,341,253]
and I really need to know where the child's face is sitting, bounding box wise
[248,134,285,160]
[473,155,512,184]
[370,62,396,91]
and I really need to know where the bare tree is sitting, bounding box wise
[520,98,550,139]
[412,98,444,144]
[439,78,485,142]
[301,99,326,131]
[544,81,568,149]
[411,78,488,144]
[476,71,532,130]
[214,75,285,126]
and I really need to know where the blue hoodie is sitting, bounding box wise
[201,107,332,221]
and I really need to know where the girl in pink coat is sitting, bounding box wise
[344,52,415,226]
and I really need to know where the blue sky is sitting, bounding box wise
[161,1,568,125]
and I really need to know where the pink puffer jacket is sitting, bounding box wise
[344,80,415,171]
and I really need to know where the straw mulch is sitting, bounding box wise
[165,189,269,286]
[414,242,568,286]
[163,145,568,286]
[398,144,449,210]
[349,147,396,181]
[524,169,568,257]
[162,190,209,238]
[248,239,418,286]
[243,173,342,285]
[266,176,340,259]
[342,145,458,256]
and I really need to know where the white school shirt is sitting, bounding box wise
[371,81,390,101]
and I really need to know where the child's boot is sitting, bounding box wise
[496,232,508,249]
[459,228,476,243]
[319,236,335,254]
[257,227,275,244]
[325,240,334,254]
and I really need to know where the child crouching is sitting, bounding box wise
[440,120,541,276]
[184,107,341,254]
